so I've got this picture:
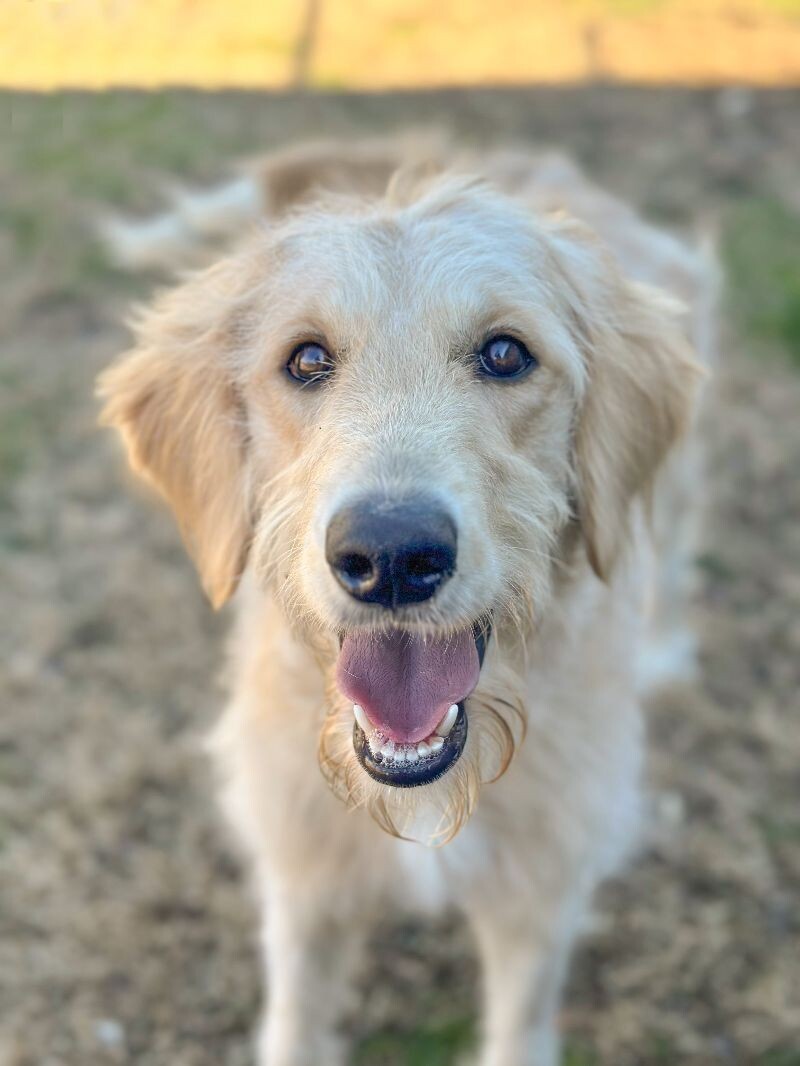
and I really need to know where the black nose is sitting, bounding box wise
[325,497,457,609]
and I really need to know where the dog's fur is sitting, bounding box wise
[98,139,712,1066]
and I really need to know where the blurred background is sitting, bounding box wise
[1,3,799,1065]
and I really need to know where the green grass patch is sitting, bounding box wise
[723,198,800,369]
[8,94,213,202]
[0,404,38,493]
[647,1032,679,1063]
[354,1022,601,1066]
[756,815,800,848]
[758,1050,800,1066]
[0,366,70,513]
[564,1042,600,1066]
[0,370,44,504]
[355,1017,474,1066]
[695,551,736,583]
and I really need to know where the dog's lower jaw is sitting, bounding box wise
[353,700,468,787]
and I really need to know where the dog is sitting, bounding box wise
[98,138,713,1066]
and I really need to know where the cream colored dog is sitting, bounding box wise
[98,140,712,1066]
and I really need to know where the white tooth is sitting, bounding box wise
[380,741,395,761]
[417,740,431,758]
[353,704,370,733]
[393,746,407,764]
[368,733,382,757]
[429,736,445,753]
[436,704,459,738]
[406,747,419,764]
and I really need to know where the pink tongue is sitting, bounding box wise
[336,630,479,744]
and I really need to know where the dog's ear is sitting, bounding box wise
[97,262,251,608]
[546,219,704,581]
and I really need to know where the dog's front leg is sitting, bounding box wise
[256,884,368,1066]
[466,889,582,1066]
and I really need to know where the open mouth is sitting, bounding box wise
[336,624,490,788]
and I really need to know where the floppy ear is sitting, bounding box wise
[547,220,704,581]
[97,263,251,608]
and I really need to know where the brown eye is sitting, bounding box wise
[477,335,537,379]
[286,342,334,384]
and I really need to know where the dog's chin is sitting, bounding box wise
[317,617,524,845]
[336,623,491,791]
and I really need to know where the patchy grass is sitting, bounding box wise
[355,1017,474,1066]
[564,1043,601,1066]
[723,199,800,369]
[0,369,57,509]
[354,1021,603,1065]
[756,814,800,849]
[647,1033,680,1063]
[0,399,38,501]
[695,551,736,583]
[758,1052,800,1066]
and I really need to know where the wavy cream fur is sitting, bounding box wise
[98,140,710,1066]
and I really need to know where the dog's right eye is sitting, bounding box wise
[286,342,335,384]
[477,335,537,380]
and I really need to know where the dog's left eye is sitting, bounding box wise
[477,336,537,379]
[286,342,335,384]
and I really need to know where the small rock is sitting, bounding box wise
[94,1019,125,1049]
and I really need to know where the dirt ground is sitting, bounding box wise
[1,88,799,1066]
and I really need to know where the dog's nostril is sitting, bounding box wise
[338,553,375,585]
[405,548,454,585]
[325,497,457,609]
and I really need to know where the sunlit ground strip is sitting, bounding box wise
[2,0,800,90]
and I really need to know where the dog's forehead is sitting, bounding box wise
[270,190,554,330]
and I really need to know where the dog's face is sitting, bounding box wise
[99,177,699,843]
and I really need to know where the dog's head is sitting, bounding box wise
[99,175,700,843]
